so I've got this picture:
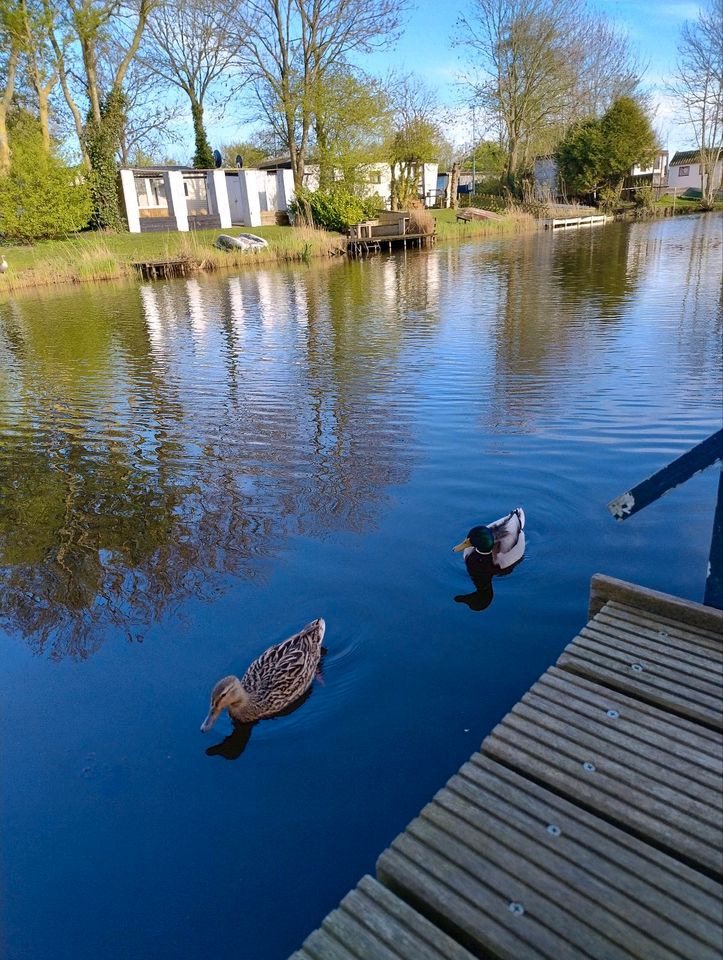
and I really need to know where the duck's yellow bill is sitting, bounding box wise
[453,538,472,553]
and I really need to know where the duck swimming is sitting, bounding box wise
[201,618,326,731]
[453,508,525,594]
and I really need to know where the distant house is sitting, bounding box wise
[668,149,723,195]
[630,150,668,185]
[258,157,439,209]
[534,149,672,200]
[119,165,295,233]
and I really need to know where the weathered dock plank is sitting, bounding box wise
[289,576,723,959]
[559,600,723,729]
[588,573,723,631]
[289,876,476,960]
[378,754,722,960]
[483,668,723,877]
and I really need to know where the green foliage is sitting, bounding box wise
[634,184,655,210]
[221,141,270,168]
[191,100,214,168]
[597,184,620,211]
[555,97,657,199]
[0,112,92,243]
[554,119,604,195]
[84,90,127,231]
[465,140,507,177]
[599,97,657,180]
[289,186,383,232]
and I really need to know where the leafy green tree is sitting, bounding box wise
[554,118,604,194]
[221,140,270,168]
[0,110,92,240]
[387,77,444,208]
[312,72,390,190]
[555,97,656,199]
[231,0,406,193]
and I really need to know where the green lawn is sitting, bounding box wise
[0,224,346,294]
[431,207,532,240]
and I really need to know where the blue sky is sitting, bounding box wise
[363,0,701,155]
[209,0,701,160]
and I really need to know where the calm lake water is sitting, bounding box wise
[1,215,721,960]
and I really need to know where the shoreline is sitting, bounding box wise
[0,205,708,297]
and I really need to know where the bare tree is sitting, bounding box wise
[43,0,155,225]
[456,0,579,190]
[233,0,407,192]
[118,55,184,165]
[17,0,57,151]
[455,0,644,191]
[568,14,643,121]
[669,0,723,208]
[142,0,242,168]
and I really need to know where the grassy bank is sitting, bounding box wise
[431,207,535,240]
[0,225,346,294]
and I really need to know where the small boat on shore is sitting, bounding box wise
[215,233,268,252]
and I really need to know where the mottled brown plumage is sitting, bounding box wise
[200,618,326,730]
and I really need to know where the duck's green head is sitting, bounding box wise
[453,525,494,554]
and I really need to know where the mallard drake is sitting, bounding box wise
[200,618,326,730]
[453,508,525,589]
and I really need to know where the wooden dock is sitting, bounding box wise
[290,574,723,960]
[347,211,435,257]
[544,215,610,230]
[132,257,193,280]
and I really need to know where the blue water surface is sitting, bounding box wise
[0,214,721,960]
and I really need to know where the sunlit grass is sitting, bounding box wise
[0,225,346,294]
[431,207,535,241]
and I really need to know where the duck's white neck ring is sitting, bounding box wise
[474,548,493,555]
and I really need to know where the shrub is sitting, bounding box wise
[0,112,92,243]
[634,185,655,210]
[290,187,384,232]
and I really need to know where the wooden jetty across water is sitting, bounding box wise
[544,214,610,230]
[290,574,723,960]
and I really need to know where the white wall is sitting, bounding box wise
[668,159,722,193]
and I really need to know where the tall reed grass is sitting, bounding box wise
[0,226,346,295]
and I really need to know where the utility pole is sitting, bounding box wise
[471,106,476,196]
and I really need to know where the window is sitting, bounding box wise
[151,179,166,204]
[367,170,382,184]
[678,165,690,177]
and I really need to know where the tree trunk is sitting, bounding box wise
[38,89,51,153]
[0,47,19,175]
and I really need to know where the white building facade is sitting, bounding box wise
[667,150,723,195]
[119,167,296,233]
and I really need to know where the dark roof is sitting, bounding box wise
[257,157,292,170]
[669,149,720,166]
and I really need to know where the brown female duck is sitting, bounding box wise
[200,618,326,730]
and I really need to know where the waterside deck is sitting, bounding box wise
[290,574,723,960]
[544,215,610,229]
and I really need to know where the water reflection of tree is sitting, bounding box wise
[476,225,643,432]
[0,257,441,658]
